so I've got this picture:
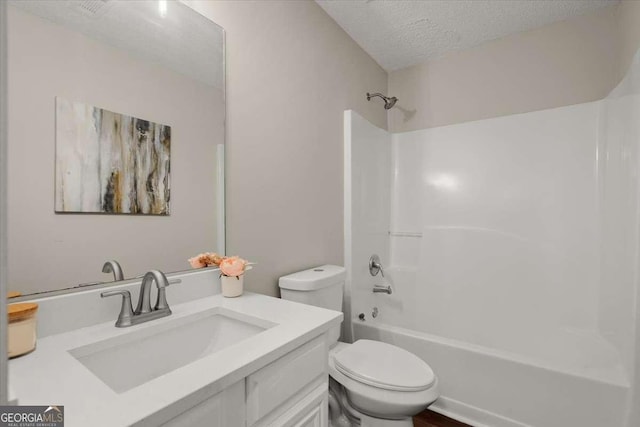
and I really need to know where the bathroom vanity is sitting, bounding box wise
[8,269,342,427]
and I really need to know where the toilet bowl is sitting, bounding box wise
[329,341,439,426]
[279,265,440,426]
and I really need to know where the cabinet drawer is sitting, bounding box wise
[246,336,327,425]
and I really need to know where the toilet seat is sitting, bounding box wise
[329,342,439,420]
[333,340,435,392]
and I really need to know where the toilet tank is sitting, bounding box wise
[279,265,346,346]
[278,265,346,311]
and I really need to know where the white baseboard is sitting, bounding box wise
[430,396,531,427]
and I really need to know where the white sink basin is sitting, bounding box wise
[69,307,275,393]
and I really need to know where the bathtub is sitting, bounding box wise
[352,319,630,427]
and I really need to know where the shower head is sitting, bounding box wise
[366,92,398,110]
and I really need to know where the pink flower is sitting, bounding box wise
[205,252,224,266]
[188,252,226,268]
[188,254,208,268]
[220,256,247,277]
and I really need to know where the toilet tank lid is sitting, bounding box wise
[278,265,346,291]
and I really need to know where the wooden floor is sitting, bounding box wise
[413,410,471,427]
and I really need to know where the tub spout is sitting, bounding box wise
[373,284,392,294]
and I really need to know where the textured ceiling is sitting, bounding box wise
[9,0,224,89]
[316,0,619,71]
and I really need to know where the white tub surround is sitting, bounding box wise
[344,49,640,427]
[9,270,342,427]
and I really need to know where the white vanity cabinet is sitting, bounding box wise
[162,335,329,427]
[10,288,342,427]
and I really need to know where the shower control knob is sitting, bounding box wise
[358,313,366,321]
[369,254,384,277]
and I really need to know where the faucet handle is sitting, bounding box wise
[101,290,134,327]
[155,287,171,311]
[155,273,171,311]
[154,278,179,311]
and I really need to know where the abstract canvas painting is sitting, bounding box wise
[55,98,171,215]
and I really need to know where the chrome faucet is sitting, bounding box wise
[102,260,124,281]
[101,270,172,327]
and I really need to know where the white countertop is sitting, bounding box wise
[9,292,342,427]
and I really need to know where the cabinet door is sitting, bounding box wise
[161,381,245,427]
[290,398,325,427]
[246,337,326,425]
[268,384,328,427]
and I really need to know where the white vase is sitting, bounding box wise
[221,274,244,297]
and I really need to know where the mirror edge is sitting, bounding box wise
[219,23,227,258]
[7,266,220,302]
[1,0,9,405]
[182,0,227,260]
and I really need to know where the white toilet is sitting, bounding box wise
[279,265,439,427]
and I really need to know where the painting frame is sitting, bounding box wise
[54,97,171,215]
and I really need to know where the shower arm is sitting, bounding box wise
[366,92,398,110]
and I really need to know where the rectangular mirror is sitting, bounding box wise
[6,0,225,296]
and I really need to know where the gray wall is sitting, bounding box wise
[184,0,388,296]
[387,1,640,134]
[617,0,640,82]
[388,5,620,132]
